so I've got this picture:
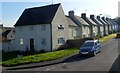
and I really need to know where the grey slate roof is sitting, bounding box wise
[87,18,97,26]
[15,3,60,26]
[75,16,89,26]
[99,18,108,25]
[2,30,11,37]
[103,18,112,25]
[107,19,115,25]
[111,20,118,25]
[94,18,103,25]
[66,16,78,27]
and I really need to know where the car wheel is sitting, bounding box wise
[99,49,101,53]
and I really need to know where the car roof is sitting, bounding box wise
[85,40,99,43]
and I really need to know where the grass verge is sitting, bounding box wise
[99,34,116,43]
[2,48,79,66]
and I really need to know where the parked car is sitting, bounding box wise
[116,33,120,38]
[79,40,101,56]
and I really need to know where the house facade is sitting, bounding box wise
[106,18,113,33]
[111,19,119,32]
[75,16,90,38]
[0,26,15,52]
[14,3,68,52]
[90,15,104,37]
[101,17,112,34]
[81,13,98,37]
[97,16,108,36]
[68,11,90,38]
[66,16,80,39]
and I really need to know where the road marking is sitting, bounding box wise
[44,67,56,71]
[44,63,67,71]
[63,63,67,65]
[45,68,50,71]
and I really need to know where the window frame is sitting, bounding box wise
[58,37,65,45]
[58,24,64,30]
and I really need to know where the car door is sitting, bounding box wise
[95,41,100,52]
[94,42,98,51]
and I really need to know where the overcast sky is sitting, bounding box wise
[0,0,120,27]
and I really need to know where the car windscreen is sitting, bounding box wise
[81,42,94,47]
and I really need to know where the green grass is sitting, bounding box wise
[1,34,116,66]
[2,48,79,66]
[99,34,116,43]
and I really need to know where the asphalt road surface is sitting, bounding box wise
[5,38,120,72]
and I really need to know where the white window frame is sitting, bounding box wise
[58,37,65,45]
[20,39,23,45]
[58,24,64,30]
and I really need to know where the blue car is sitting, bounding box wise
[79,40,101,56]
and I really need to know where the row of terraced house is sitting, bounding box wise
[0,3,119,52]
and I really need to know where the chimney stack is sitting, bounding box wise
[97,16,100,20]
[106,18,109,21]
[68,10,74,18]
[81,13,86,19]
[102,17,105,20]
[90,15,94,20]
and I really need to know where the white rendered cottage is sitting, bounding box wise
[67,11,90,39]
[14,3,68,52]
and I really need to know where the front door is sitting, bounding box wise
[30,38,34,51]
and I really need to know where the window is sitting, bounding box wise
[58,38,65,45]
[41,25,46,31]
[29,26,34,31]
[20,39,23,45]
[41,38,46,45]
[58,25,64,30]
[73,29,76,37]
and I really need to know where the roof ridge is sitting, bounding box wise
[26,3,61,10]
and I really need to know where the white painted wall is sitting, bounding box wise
[1,40,16,52]
[68,26,81,39]
[52,5,68,51]
[7,30,15,40]
[93,26,98,36]
[100,26,104,36]
[15,24,51,51]
[82,26,90,38]
[106,25,108,35]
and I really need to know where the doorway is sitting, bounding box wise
[30,38,35,51]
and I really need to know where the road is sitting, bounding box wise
[4,38,120,71]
